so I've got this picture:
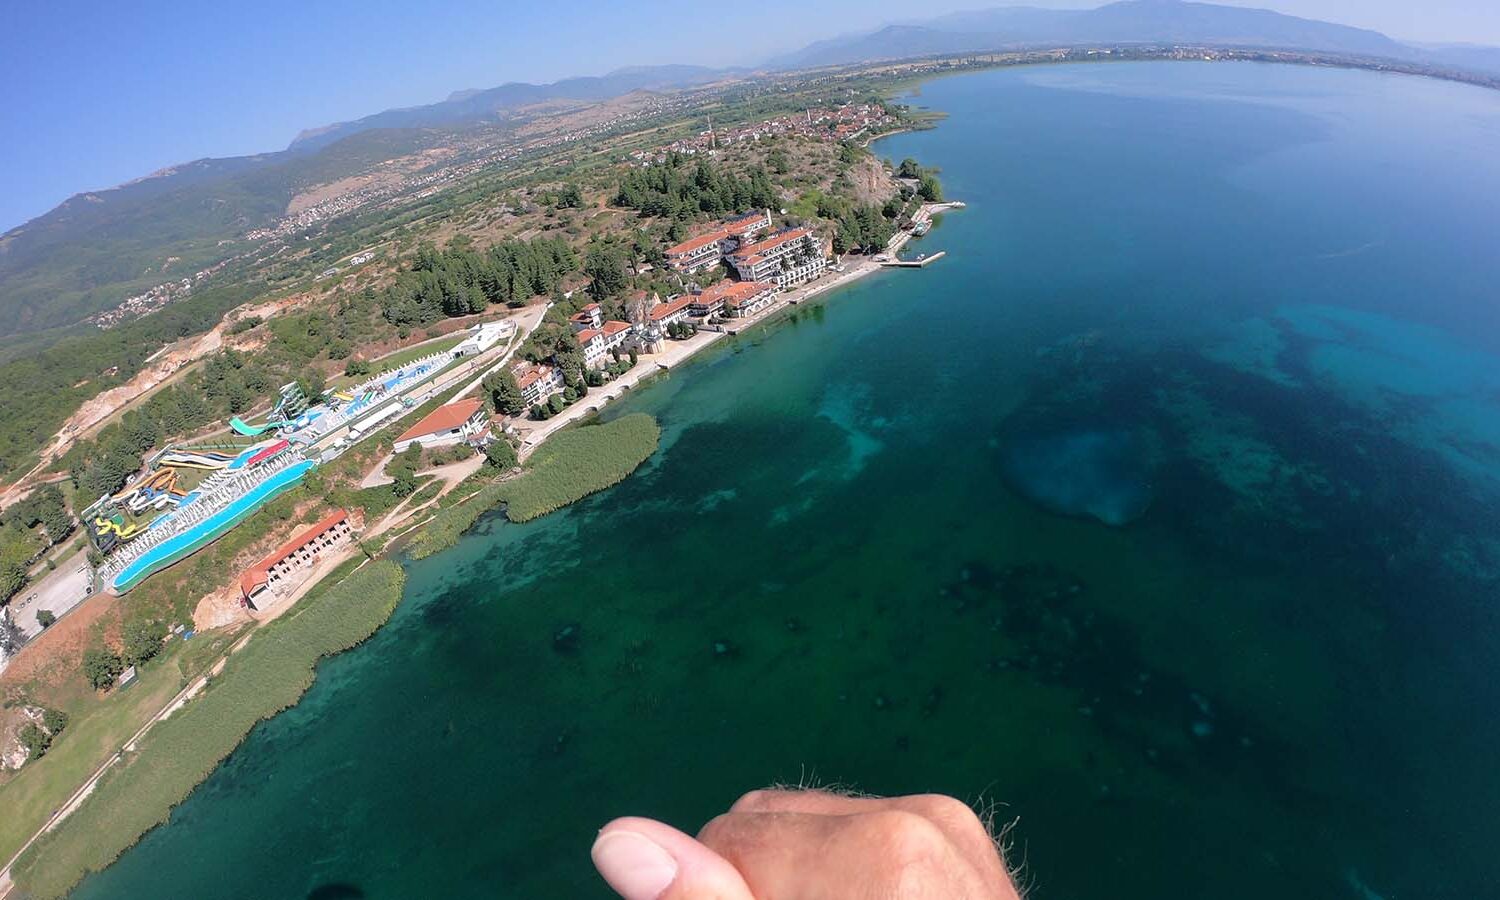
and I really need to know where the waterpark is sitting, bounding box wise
[82,321,513,595]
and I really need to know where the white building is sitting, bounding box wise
[455,320,512,356]
[727,228,826,288]
[392,398,489,453]
[577,320,634,368]
[569,303,603,331]
[515,363,565,406]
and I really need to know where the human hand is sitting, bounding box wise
[591,789,1021,899]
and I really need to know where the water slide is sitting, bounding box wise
[160,449,236,470]
[229,416,291,437]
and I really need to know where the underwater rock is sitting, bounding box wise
[552,623,581,654]
[998,429,1155,526]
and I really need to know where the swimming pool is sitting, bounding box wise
[111,460,316,593]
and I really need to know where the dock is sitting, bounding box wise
[880,251,947,268]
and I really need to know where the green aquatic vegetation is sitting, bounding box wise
[12,561,407,900]
[406,413,659,559]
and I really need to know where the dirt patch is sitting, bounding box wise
[0,593,119,703]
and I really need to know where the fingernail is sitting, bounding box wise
[592,829,679,900]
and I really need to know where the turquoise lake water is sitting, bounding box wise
[75,62,1500,899]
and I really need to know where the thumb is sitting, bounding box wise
[592,816,755,900]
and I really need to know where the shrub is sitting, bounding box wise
[82,647,124,691]
[36,609,55,628]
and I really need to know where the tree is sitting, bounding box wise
[918,173,944,202]
[557,183,584,208]
[18,723,50,760]
[483,369,526,416]
[43,707,69,735]
[898,158,922,178]
[388,445,423,498]
[82,646,124,690]
[122,617,168,667]
[483,440,518,470]
[547,393,567,416]
[584,244,631,299]
[0,607,22,656]
[37,609,55,629]
[767,147,790,174]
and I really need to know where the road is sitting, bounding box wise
[6,561,91,641]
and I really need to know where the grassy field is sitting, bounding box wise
[11,561,406,900]
[328,333,467,391]
[0,628,243,868]
[407,413,659,559]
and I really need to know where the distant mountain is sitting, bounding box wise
[288,64,730,152]
[0,65,733,339]
[767,0,1410,69]
[1423,43,1500,76]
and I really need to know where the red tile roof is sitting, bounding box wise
[603,320,632,335]
[665,229,728,257]
[394,398,483,444]
[721,281,777,308]
[515,365,555,390]
[576,327,603,344]
[732,228,813,261]
[240,510,349,599]
[649,296,695,321]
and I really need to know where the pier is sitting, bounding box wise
[880,251,947,268]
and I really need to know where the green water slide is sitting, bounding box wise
[229,417,288,437]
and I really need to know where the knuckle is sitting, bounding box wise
[729,789,779,813]
[861,809,951,869]
[911,794,989,837]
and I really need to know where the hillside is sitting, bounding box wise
[768,0,1410,68]
[0,129,431,338]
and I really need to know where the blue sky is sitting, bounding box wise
[3,0,1497,232]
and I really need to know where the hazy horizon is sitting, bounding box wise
[4,0,1498,232]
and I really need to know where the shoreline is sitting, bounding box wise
[0,202,963,898]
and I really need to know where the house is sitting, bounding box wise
[578,320,634,368]
[240,510,353,609]
[727,228,827,288]
[721,281,779,318]
[515,363,564,406]
[569,303,603,331]
[392,398,489,453]
[648,295,696,330]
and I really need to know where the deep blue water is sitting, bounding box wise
[75,61,1500,900]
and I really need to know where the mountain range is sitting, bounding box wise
[4,0,1499,341]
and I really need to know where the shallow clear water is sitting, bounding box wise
[76,62,1500,900]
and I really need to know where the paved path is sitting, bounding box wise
[6,562,90,641]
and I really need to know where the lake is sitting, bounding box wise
[75,61,1500,900]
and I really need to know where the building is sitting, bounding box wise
[663,229,730,274]
[392,398,489,453]
[240,510,353,608]
[515,363,564,406]
[688,279,777,318]
[569,303,603,331]
[455,320,511,356]
[724,209,773,244]
[727,228,827,288]
[648,295,695,330]
[663,210,774,273]
[721,281,779,318]
[687,285,727,318]
[578,320,634,368]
